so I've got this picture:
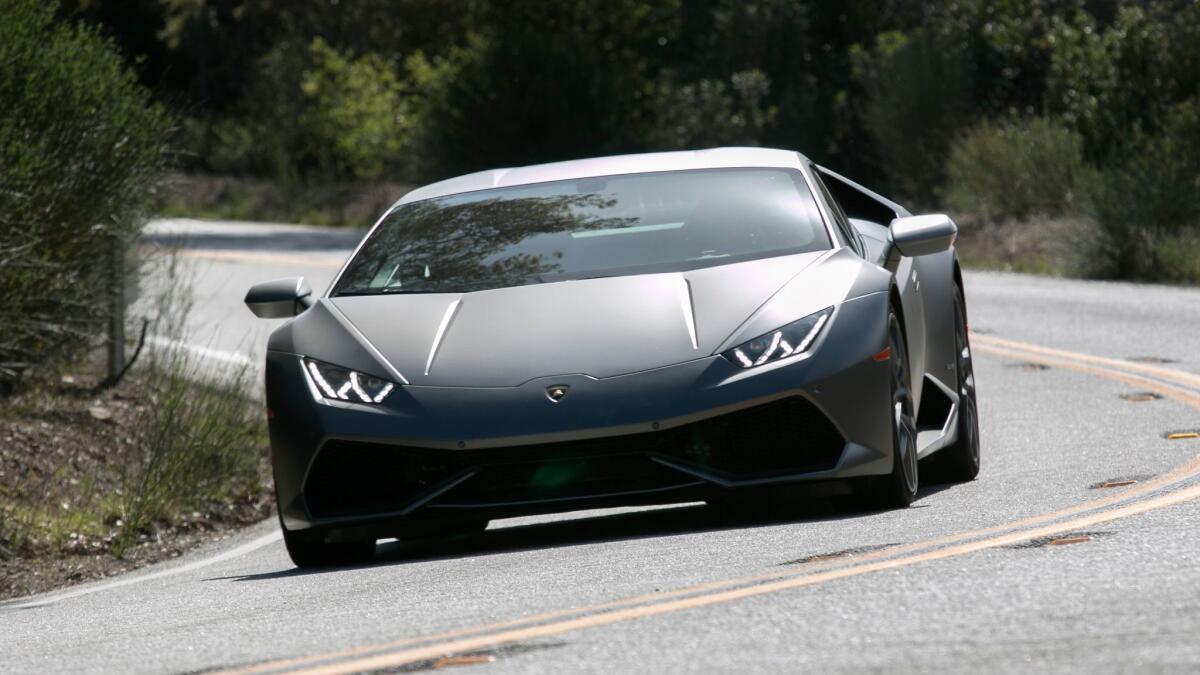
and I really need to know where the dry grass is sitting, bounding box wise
[0,250,271,599]
[0,364,271,599]
[953,215,1097,277]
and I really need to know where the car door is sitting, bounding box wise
[810,167,929,401]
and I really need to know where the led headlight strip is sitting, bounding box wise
[303,358,395,403]
[723,307,832,369]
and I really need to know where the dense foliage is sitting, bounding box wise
[945,118,1085,222]
[63,1,1197,190]
[0,0,169,382]
[37,0,1200,281]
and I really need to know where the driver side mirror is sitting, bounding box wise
[889,214,957,257]
[245,277,314,318]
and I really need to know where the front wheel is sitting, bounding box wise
[864,310,919,509]
[926,285,980,483]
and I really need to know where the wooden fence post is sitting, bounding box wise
[106,235,127,379]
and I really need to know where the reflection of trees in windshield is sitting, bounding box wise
[336,193,635,294]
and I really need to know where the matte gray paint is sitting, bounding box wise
[329,251,826,388]
[265,291,896,532]
[890,214,958,258]
[244,277,312,318]
[252,147,971,539]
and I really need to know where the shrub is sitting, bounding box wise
[647,69,777,150]
[119,256,261,556]
[1082,97,1200,279]
[944,118,1085,221]
[851,29,973,208]
[1154,231,1200,285]
[1045,4,1199,163]
[0,0,169,384]
[114,351,261,555]
[201,38,413,185]
[299,38,412,181]
[0,258,266,560]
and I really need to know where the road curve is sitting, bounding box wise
[3,220,1199,673]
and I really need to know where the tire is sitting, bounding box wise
[927,285,981,482]
[865,309,920,509]
[282,526,376,569]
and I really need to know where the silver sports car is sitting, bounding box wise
[246,148,980,568]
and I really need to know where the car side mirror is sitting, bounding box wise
[889,214,957,257]
[245,277,314,318]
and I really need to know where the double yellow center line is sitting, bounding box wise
[222,334,1200,674]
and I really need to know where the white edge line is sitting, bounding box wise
[425,299,462,375]
[5,529,282,609]
[678,276,698,350]
[323,300,409,385]
[145,335,253,367]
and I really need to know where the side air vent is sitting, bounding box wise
[916,375,955,432]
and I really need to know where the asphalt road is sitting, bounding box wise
[3,219,1200,673]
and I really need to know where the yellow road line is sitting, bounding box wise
[974,333,1200,389]
[223,336,1200,674]
[293,481,1200,675]
[974,344,1200,410]
[225,442,1200,675]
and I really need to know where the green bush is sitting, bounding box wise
[1154,232,1200,285]
[1082,97,1200,279]
[0,0,169,383]
[299,38,412,180]
[195,37,413,185]
[647,69,777,150]
[944,118,1085,221]
[1045,4,1198,163]
[851,29,973,208]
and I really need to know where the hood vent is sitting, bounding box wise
[425,299,462,375]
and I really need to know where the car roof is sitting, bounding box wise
[394,147,810,207]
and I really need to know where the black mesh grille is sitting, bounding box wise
[439,453,692,506]
[660,396,845,477]
[304,441,468,519]
[302,396,844,517]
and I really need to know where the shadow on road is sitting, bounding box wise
[206,483,956,583]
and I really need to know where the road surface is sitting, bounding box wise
[3,218,1199,673]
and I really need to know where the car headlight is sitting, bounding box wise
[302,358,395,403]
[722,307,833,369]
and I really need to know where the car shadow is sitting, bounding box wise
[207,485,956,583]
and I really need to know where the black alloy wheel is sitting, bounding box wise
[928,286,981,482]
[866,310,920,508]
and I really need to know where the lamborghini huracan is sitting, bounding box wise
[245,148,980,568]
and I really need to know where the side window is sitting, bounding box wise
[811,170,864,256]
[817,168,902,226]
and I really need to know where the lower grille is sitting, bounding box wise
[304,441,468,519]
[302,396,844,518]
[658,396,845,477]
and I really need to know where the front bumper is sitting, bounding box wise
[265,292,893,537]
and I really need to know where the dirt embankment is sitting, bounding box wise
[0,369,271,600]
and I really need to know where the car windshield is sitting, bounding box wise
[333,167,830,296]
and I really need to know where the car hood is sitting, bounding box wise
[326,251,826,387]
